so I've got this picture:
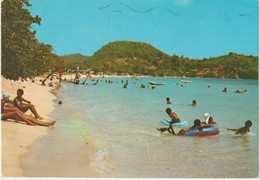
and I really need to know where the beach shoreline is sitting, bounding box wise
[1,75,58,177]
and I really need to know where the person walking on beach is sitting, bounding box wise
[2,92,55,126]
[227,120,252,135]
[13,89,44,119]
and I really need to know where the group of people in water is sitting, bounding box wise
[157,102,252,136]
[1,89,56,126]
[166,97,197,106]
[222,87,247,93]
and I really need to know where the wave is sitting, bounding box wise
[90,148,114,176]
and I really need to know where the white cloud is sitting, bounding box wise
[175,0,192,6]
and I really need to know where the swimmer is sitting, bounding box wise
[227,120,252,135]
[140,84,145,88]
[166,97,173,104]
[222,87,227,92]
[192,100,197,106]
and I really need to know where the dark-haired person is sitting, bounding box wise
[227,120,252,135]
[192,100,197,106]
[202,116,217,125]
[166,97,173,104]
[158,119,212,135]
[14,89,44,120]
[2,92,55,126]
[166,108,181,124]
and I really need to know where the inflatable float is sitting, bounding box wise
[184,126,219,136]
[161,119,188,126]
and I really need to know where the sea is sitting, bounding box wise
[22,77,259,178]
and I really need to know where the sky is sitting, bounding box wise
[28,0,259,59]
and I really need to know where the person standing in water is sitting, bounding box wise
[227,120,252,135]
[13,89,44,119]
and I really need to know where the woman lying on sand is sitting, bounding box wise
[1,92,55,126]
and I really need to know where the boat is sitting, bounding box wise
[149,81,165,85]
[181,80,192,83]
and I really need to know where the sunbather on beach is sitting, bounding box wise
[2,92,55,126]
[227,120,252,135]
[166,108,181,124]
[13,89,44,119]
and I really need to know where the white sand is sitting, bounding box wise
[1,75,57,177]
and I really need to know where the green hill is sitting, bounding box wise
[62,53,89,62]
[62,41,258,79]
[85,41,171,75]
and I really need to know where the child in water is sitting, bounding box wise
[166,108,181,124]
[227,120,252,135]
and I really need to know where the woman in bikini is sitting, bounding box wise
[2,92,55,126]
[13,89,44,119]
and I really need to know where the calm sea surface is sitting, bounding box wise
[23,77,258,178]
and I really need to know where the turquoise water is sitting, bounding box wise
[23,77,258,177]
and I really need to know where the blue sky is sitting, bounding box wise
[28,0,258,59]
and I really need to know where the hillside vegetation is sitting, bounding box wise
[63,41,258,79]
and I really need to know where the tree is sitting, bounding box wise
[2,0,57,80]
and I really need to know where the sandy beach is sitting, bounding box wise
[1,75,58,177]
[0,73,128,177]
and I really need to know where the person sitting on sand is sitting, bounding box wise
[192,100,197,106]
[13,89,44,119]
[157,119,212,135]
[227,120,252,135]
[2,92,55,126]
[166,97,172,104]
[222,87,227,92]
[166,108,181,124]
